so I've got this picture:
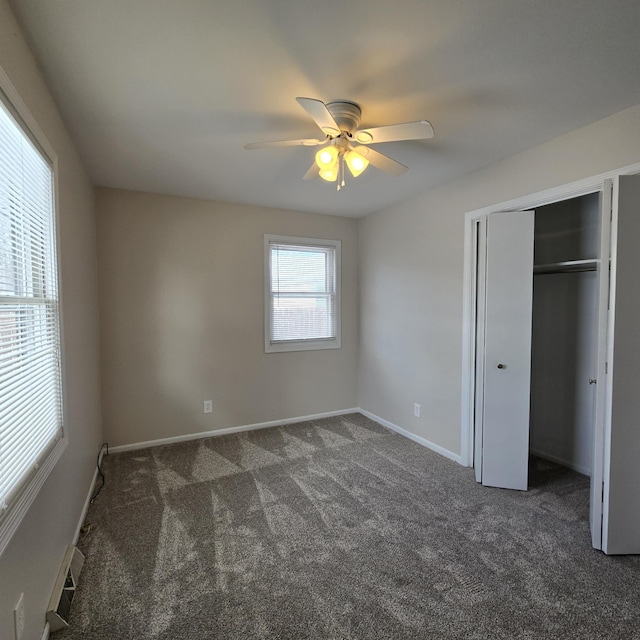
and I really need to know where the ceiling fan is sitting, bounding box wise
[244,98,434,190]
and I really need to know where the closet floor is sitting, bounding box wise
[528,455,590,524]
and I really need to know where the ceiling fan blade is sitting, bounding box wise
[354,120,434,144]
[353,145,408,176]
[296,97,341,137]
[303,162,320,180]
[244,137,326,150]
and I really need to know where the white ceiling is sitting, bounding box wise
[10,0,640,217]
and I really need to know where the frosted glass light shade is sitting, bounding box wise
[319,163,339,182]
[345,150,369,177]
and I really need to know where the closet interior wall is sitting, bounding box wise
[529,193,600,476]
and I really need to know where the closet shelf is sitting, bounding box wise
[533,258,598,275]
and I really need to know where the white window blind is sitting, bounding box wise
[0,98,63,518]
[267,238,339,349]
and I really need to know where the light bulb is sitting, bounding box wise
[315,145,338,170]
[319,150,334,164]
[351,156,365,170]
[345,150,369,177]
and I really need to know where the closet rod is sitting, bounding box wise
[533,258,598,276]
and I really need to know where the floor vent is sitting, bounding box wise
[46,545,85,632]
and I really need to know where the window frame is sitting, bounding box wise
[264,234,341,353]
[0,66,67,559]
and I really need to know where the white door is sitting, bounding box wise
[479,211,535,490]
[602,174,640,554]
[589,180,612,550]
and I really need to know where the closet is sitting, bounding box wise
[530,194,600,477]
[465,174,640,555]
[467,185,609,551]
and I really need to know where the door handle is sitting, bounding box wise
[497,363,506,369]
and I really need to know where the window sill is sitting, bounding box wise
[265,338,341,353]
[0,436,68,558]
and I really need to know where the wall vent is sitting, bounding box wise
[46,545,84,632]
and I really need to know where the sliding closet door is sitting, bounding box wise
[481,211,535,491]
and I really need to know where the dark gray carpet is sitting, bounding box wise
[58,413,640,639]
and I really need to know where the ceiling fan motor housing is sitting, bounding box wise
[326,101,362,136]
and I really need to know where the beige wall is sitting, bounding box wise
[96,188,359,448]
[358,103,640,457]
[0,1,102,639]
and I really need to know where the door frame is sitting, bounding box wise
[462,164,640,468]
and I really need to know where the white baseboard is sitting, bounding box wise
[41,621,50,640]
[530,447,591,477]
[102,407,461,468]
[108,408,361,453]
[357,408,463,465]
[73,446,107,544]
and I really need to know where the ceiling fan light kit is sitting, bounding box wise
[313,136,369,189]
[245,97,434,190]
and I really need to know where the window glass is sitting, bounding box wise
[265,236,340,352]
[0,98,63,529]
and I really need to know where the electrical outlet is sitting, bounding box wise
[14,593,24,640]
[203,400,213,414]
[414,403,421,418]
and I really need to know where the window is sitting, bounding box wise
[0,85,65,556]
[265,235,341,352]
